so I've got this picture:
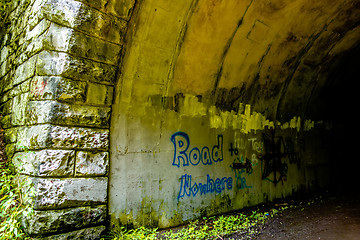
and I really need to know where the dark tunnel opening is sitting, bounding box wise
[306,44,360,193]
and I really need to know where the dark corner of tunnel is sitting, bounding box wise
[304,42,360,192]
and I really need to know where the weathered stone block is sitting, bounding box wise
[0,100,12,116]
[1,51,32,91]
[50,126,109,149]
[23,19,51,44]
[27,101,111,128]
[0,73,13,94]
[86,82,114,106]
[13,150,75,177]
[33,23,122,65]
[4,127,18,143]
[0,114,11,129]
[75,151,109,176]
[40,0,127,44]
[5,143,16,159]
[30,76,87,102]
[38,226,106,240]
[15,125,50,151]
[16,124,109,150]
[28,177,108,209]
[36,51,118,84]
[8,0,32,27]
[78,0,135,20]
[13,55,37,85]
[23,205,106,236]
[0,46,9,66]
[0,60,7,81]
[11,92,30,126]
[1,79,31,103]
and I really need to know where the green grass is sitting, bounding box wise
[0,117,33,240]
[0,135,35,240]
[102,207,289,240]
[0,161,34,240]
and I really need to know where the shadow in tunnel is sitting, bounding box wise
[308,45,360,193]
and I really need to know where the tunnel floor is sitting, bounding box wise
[253,190,360,240]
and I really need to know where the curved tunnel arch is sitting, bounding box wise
[114,0,360,120]
[109,0,360,228]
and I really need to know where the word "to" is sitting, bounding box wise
[171,132,223,167]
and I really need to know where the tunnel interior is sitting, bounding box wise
[305,45,360,191]
[109,0,360,228]
[2,0,360,237]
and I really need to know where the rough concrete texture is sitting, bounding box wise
[75,151,109,177]
[23,206,106,236]
[1,0,360,238]
[27,101,111,128]
[28,177,108,209]
[15,124,109,150]
[109,0,360,230]
[35,51,118,84]
[37,226,107,240]
[13,150,75,177]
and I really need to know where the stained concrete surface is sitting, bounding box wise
[109,0,360,228]
[255,190,360,240]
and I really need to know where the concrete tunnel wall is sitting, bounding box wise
[0,0,360,238]
[109,0,360,229]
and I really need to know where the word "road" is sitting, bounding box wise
[171,132,223,167]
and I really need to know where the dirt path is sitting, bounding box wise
[157,190,360,240]
[254,191,360,240]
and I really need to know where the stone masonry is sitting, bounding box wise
[0,0,135,238]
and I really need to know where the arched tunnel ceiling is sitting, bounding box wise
[118,0,360,124]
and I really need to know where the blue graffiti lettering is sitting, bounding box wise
[189,147,201,165]
[171,132,223,167]
[230,155,253,189]
[171,132,190,167]
[201,146,212,165]
[178,174,233,199]
[234,169,252,189]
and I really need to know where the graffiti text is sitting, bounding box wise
[177,174,233,199]
[171,132,223,168]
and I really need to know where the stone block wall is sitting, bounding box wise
[0,0,135,238]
